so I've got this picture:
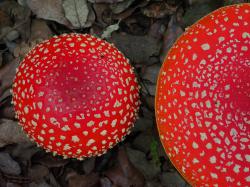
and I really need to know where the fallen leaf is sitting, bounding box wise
[66,172,100,187]
[47,172,61,187]
[28,164,49,181]
[30,19,52,41]
[115,1,149,20]
[110,33,161,64]
[35,154,69,168]
[126,146,161,179]
[0,0,30,22]
[84,6,96,28]
[0,10,12,28]
[88,0,124,3]
[9,142,39,161]
[101,21,120,39]
[142,63,161,84]
[13,41,38,59]
[144,95,155,110]
[29,181,51,187]
[104,147,145,187]
[93,3,110,26]
[63,0,90,28]
[160,172,188,187]
[0,103,15,120]
[100,177,112,187]
[0,53,2,67]
[148,20,167,40]
[26,0,71,26]
[183,1,222,26]
[0,58,19,101]
[0,0,31,41]
[160,15,183,62]
[82,158,96,174]
[142,2,178,18]
[0,119,29,148]
[0,152,21,175]
[224,0,248,5]
[110,0,136,14]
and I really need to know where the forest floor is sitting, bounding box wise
[0,0,247,186]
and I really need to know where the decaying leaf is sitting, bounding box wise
[101,21,120,39]
[104,147,145,187]
[84,6,96,28]
[109,0,136,14]
[66,172,100,187]
[93,3,110,26]
[88,0,124,3]
[160,15,183,62]
[28,164,49,181]
[0,119,30,148]
[9,142,39,161]
[0,53,2,67]
[62,0,90,28]
[148,20,167,40]
[115,1,149,20]
[30,19,52,41]
[110,33,161,64]
[36,154,69,168]
[0,152,21,175]
[0,102,15,119]
[0,0,31,41]
[0,58,19,101]
[142,2,178,18]
[26,0,71,26]
[126,146,161,179]
[0,10,12,28]
[183,1,222,26]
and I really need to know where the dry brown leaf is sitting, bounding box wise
[115,1,148,20]
[13,41,38,59]
[82,158,96,174]
[0,152,21,175]
[84,6,96,28]
[0,119,29,148]
[93,3,110,26]
[0,104,15,119]
[110,0,136,14]
[0,10,12,28]
[26,0,71,26]
[148,20,166,40]
[28,164,49,181]
[36,154,69,168]
[66,172,100,187]
[88,0,124,3]
[110,33,160,64]
[104,147,145,187]
[160,16,183,62]
[8,142,39,161]
[0,58,19,101]
[0,0,31,41]
[142,2,178,18]
[0,53,2,68]
[30,19,52,41]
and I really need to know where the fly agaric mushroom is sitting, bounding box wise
[12,33,140,159]
[156,4,250,186]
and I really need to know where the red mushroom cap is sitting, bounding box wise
[156,4,250,186]
[12,33,140,159]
